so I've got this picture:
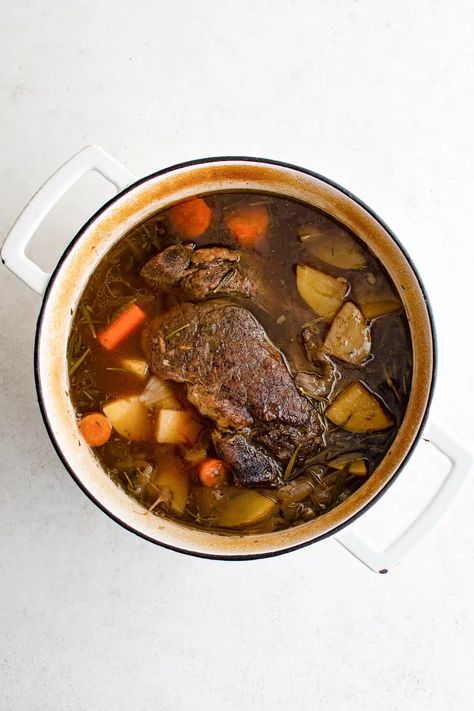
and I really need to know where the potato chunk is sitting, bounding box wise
[302,227,367,270]
[325,381,393,432]
[102,396,151,441]
[155,409,202,447]
[327,454,368,476]
[354,276,401,319]
[296,264,348,321]
[215,490,277,528]
[193,485,219,518]
[359,300,401,319]
[323,302,371,364]
[120,358,149,379]
[148,451,189,514]
[347,460,368,476]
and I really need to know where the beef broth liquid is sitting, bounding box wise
[68,193,412,533]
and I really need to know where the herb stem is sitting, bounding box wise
[164,323,190,341]
[69,347,90,376]
[283,443,302,481]
[212,268,236,293]
[302,316,324,328]
[81,304,96,338]
[327,468,348,509]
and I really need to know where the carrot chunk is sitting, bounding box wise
[168,198,212,238]
[224,204,269,247]
[98,303,146,351]
[79,412,112,447]
[198,458,229,488]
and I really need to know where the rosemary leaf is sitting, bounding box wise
[212,269,236,293]
[81,304,96,338]
[165,323,190,341]
[69,347,90,376]
[284,443,302,481]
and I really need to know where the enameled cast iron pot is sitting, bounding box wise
[2,146,471,572]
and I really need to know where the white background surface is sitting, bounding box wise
[1,1,473,709]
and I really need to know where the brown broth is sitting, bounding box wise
[67,192,412,534]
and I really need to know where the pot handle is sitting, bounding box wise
[335,422,472,573]
[1,145,135,295]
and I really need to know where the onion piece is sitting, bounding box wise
[139,376,181,410]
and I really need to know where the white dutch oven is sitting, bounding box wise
[2,146,471,572]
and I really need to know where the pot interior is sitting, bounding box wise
[36,158,435,558]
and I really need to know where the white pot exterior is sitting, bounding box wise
[34,157,436,559]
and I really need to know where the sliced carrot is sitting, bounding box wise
[98,303,146,351]
[79,412,112,447]
[198,458,229,488]
[168,198,212,238]
[224,204,269,247]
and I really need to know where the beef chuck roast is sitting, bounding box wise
[140,244,254,300]
[212,432,283,488]
[142,300,325,486]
